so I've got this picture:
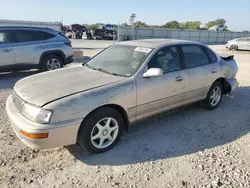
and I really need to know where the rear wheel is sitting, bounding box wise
[77,107,124,154]
[202,81,223,110]
[41,55,63,71]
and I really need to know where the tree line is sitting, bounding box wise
[122,19,228,31]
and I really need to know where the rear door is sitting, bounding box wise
[12,30,54,66]
[0,30,15,68]
[181,45,221,105]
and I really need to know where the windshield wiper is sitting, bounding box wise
[83,64,125,77]
[83,63,95,70]
[97,68,126,77]
[96,68,113,75]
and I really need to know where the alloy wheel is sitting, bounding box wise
[210,86,222,107]
[90,117,119,149]
[46,58,61,70]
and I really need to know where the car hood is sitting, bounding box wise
[14,66,125,106]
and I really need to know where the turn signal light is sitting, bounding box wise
[20,129,48,139]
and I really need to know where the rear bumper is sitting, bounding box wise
[6,95,81,150]
[64,55,74,65]
[226,78,239,96]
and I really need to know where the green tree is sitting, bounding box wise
[242,30,250,33]
[162,21,180,29]
[134,21,148,27]
[182,21,201,30]
[121,23,129,27]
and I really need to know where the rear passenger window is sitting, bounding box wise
[14,30,55,43]
[203,47,217,63]
[181,45,209,68]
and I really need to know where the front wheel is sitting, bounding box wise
[77,107,124,154]
[230,44,238,51]
[202,81,223,110]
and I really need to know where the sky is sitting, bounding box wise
[1,0,249,31]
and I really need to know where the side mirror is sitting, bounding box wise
[143,68,163,78]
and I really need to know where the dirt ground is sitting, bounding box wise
[0,44,250,188]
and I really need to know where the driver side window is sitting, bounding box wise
[148,46,181,73]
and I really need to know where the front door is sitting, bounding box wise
[0,30,15,68]
[136,46,186,120]
[180,45,221,104]
[237,38,250,50]
[246,38,250,50]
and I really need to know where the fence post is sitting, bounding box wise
[151,28,154,39]
[223,32,226,44]
[134,27,137,40]
[216,31,218,44]
[199,30,201,42]
[117,24,120,42]
[208,31,210,45]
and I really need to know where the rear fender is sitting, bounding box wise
[219,58,238,79]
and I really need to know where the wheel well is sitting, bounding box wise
[214,78,231,94]
[39,51,66,68]
[80,104,129,132]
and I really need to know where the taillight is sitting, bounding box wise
[64,42,72,47]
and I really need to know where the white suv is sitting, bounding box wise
[0,26,73,72]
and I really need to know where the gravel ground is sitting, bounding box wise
[0,45,250,188]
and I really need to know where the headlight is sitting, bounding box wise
[21,103,52,124]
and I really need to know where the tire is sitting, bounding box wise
[230,44,238,51]
[202,81,223,110]
[41,54,63,71]
[77,107,124,154]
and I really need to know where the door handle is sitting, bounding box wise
[211,69,216,73]
[2,49,12,52]
[175,76,183,82]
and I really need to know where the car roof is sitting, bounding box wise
[232,37,249,40]
[118,39,203,48]
[0,26,58,33]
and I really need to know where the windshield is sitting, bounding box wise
[86,44,152,77]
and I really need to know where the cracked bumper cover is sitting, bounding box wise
[226,78,239,96]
